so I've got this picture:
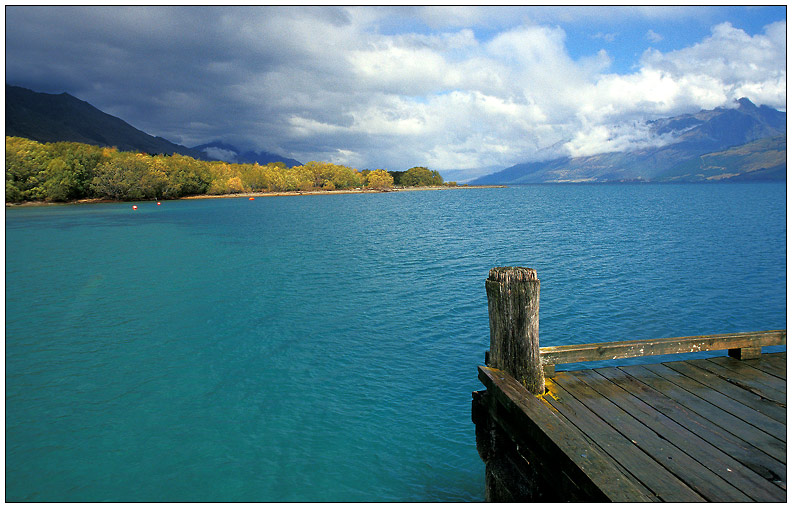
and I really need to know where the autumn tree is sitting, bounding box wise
[91,152,154,200]
[38,142,105,201]
[6,137,52,201]
[261,163,289,191]
[161,153,210,197]
[207,162,249,194]
[365,169,394,189]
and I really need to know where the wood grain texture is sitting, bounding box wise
[542,377,698,501]
[597,364,787,491]
[540,330,786,368]
[486,267,544,394]
[555,370,752,502]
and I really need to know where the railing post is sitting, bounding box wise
[728,346,762,360]
[485,267,545,394]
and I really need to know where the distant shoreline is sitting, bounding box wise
[5,185,507,207]
[179,185,506,200]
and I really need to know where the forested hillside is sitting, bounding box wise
[5,136,449,203]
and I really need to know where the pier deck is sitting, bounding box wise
[476,351,786,501]
[474,266,786,502]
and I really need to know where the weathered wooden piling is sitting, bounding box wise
[473,267,787,502]
[478,267,553,501]
[485,267,544,394]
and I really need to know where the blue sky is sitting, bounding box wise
[5,5,787,179]
[561,6,785,73]
[374,6,785,74]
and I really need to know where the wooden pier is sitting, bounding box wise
[472,267,786,502]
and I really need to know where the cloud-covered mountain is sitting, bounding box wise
[192,141,301,167]
[5,84,207,159]
[471,98,786,184]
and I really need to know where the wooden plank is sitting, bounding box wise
[641,362,786,441]
[553,371,753,502]
[477,366,654,502]
[540,330,786,367]
[620,364,786,463]
[707,355,787,397]
[663,359,786,424]
[592,366,787,498]
[539,389,663,502]
[692,358,786,405]
[744,353,787,379]
[542,378,701,501]
[578,367,786,502]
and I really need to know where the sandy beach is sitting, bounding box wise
[6,185,506,207]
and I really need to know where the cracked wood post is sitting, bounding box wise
[485,267,545,395]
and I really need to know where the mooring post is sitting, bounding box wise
[485,267,545,395]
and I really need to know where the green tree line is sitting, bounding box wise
[389,166,445,187]
[6,136,454,203]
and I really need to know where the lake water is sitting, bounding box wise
[5,183,787,502]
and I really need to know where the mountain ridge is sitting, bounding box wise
[472,98,786,184]
[6,85,208,159]
[5,85,300,167]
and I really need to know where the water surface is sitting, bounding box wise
[6,183,786,501]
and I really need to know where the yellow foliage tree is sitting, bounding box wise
[366,169,394,189]
[227,176,246,194]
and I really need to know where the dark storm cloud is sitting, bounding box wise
[6,6,330,146]
[8,7,241,135]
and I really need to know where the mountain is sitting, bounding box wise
[472,98,786,184]
[6,85,207,159]
[5,85,301,167]
[192,140,301,167]
[668,135,786,182]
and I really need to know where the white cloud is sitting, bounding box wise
[564,121,679,158]
[593,32,617,43]
[646,29,663,43]
[349,44,459,95]
[287,116,346,137]
[638,21,786,108]
[201,147,238,163]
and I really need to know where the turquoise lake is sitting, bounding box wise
[5,183,787,502]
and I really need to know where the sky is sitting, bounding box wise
[4,5,787,180]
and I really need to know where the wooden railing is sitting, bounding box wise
[485,267,787,394]
[539,330,786,377]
